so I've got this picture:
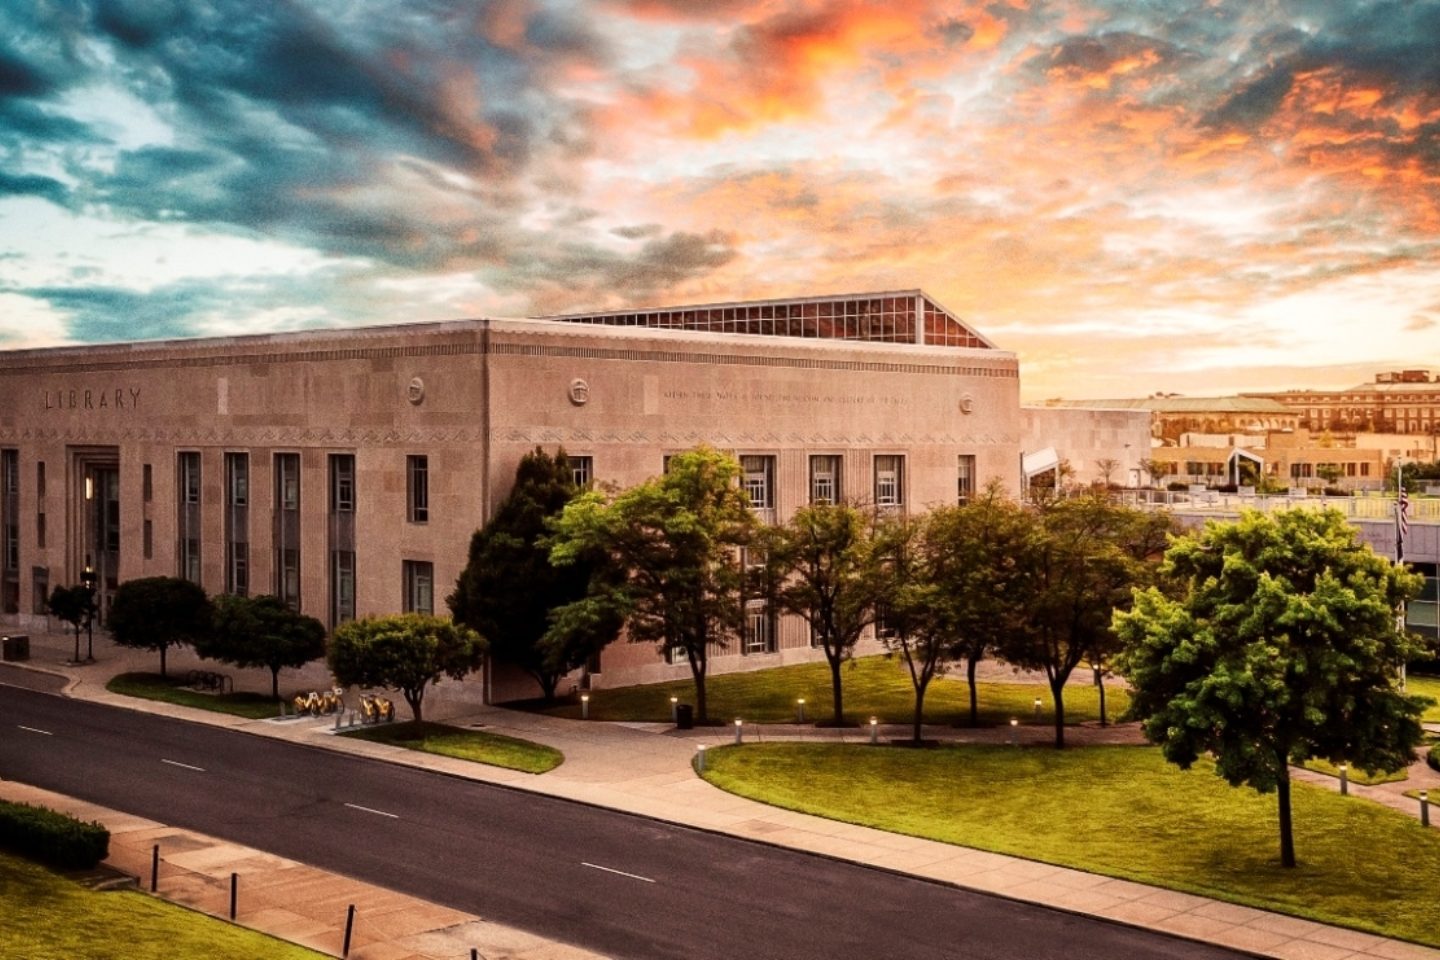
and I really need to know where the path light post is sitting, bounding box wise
[796,698,806,724]
[1338,763,1349,796]
[580,694,590,720]
[734,718,743,744]
[80,563,98,662]
[670,696,678,723]
[1009,718,1018,746]
[696,744,706,773]
[869,717,878,745]
[1033,697,1041,720]
[1422,790,1430,828]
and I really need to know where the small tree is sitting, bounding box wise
[449,448,618,702]
[548,447,756,724]
[760,502,879,725]
[1094,458,1120,488]
[47,585,92,663]
[1138,459,1169,488]
[196,594,327,699]
[108,577,212,679]
[329,613,485,723]
[873,513,944,744]
[1115,508,1429,868]
[997,496,1171,748]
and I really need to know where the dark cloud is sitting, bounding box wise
[0,172,68,204]
[25,283,224,343]
[611,223,663,239]
[1202,66,1294,130]
[934,18,973,47]
[0,48,54,98]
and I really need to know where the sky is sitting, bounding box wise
[1,0,1438,401]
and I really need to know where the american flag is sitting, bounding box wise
[1396,486,1410,561]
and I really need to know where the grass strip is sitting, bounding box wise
[1409,675,1440,723]
[530,655,1128,726]
[0,850,326,960]
[341,720,563,774]
[107,672,284,720]
[1301,758,1408,786]
[702,742,1440,947]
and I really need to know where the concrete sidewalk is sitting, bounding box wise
[4,628,1439,960]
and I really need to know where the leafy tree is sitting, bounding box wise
[47,584,93,662]
[919,488,1036,727]
[759,501,880,725]
[195,594,326,699]
[1094,458,1119,487]
[873,512,944,744]
[329,613,485,723]
[107,577,212,678]
[1138,459,1169,488]
[548,447,756,723]
[997,495,1171,748]
[1115,508,1428,868]
[449,448,619,702]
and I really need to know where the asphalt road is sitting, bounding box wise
[0,682,1252,960]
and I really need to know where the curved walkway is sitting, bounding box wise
[3,629,1437,960]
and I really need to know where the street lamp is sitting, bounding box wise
[79,563,98,662]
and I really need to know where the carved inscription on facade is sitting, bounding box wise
[43,387,142,411]
[661,388,908,406]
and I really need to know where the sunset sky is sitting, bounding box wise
[2,0,1437,400]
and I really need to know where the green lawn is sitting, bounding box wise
[0,851,325,960]
[107,673,285,720]
[341,721,564,774]
[530,655,1127,726]
[1409,674,1440,723]
[702,743,1440,946]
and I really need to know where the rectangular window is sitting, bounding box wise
[2,450,18,579]
[331,550,356,626]
[874,455,904,508]
[32,566,48,614]
[567,455,593,488]
[809,455,841,505]
[957,455,976,505]
[177,452,201,583]
[407,455,429,523]
[274,454,301,609]
[179,452,201,504]
[36,512,45,550]
[226,453,249,506]
[143,519,153,559]
[142,464,153,502]
[36,461,44,499]
[227,541,249,598]
[330,454,355,513]
[224,453,249,596]
[280,548,300,608]
[280,456,300,510]
[741,455,775,511]
[743,602,776,655]
[403,559,434,615]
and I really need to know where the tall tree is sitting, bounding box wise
[329,613,485,723]
[759,501,879,725]
[873,512,944,744]
[449,448,618,701]
[195,594,326,699]
[107,577,212,678]
[997,495,1171,748]
[920,488,1036,727]
[1115,508,1429,868]
[548,447,756,724]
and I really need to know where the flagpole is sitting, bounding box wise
[1396,459,1406,691]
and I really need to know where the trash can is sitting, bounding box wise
[1,635,30,662]
[675,703,694,730]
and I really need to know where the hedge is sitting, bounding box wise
[0,800,110,870]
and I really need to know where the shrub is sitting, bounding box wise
[0,800,110,869]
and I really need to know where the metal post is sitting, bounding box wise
[696,744,706,773]
[1009,718,1018,746]
[334,710,341,731]
[734,719,743,744]
[150,844,159,892]
[581,694,589,720]
[342,904,356,958]
[230,872,238,920]
[796,698,805,724]
[1339,764,1348,796]
[1422,791,1430,828]
[869,717,878,745]
[670,696,678,723]
[1033,697,1042,720]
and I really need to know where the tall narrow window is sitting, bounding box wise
[403,560,434,615]
[36,461,45,499]
[1,450,17,615]
[142,463,153,502]
[330,454,355,513]
[331,550,356,626]
[224,453,249,596]
[743,602,776,654]
[177,452,201,584]
[567,455,593,488]
[874,455,904,508]
[809,455,841,504]
[741,455,775,516]
[274,453,301,609]
[328,453,357,627]
[407,455,428,523]
[957,454,976,505]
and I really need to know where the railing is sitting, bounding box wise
[1116,489,1439,521]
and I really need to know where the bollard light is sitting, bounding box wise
[581,693,590,720]
[1009,717,1019,746]
[1421,790,1430,828]
[1033,697,1042,719]
[796,698,806,724]
[670,695,679,723]
[869,716,878,745]
[1338,762,1349,796]
[734,718,743,744]
[696,743,707,773]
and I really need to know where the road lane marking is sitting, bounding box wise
[161,759,206,772]
[344,802,399,819]
[581,862,656,884]
[17,725,53,736]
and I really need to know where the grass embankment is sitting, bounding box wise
[0,851,326,960]
[1301,758,1408,786]
[533,655,1127,725]
[341,721,563,774]
[1409,674,1440,723]
[107,673,283,720]
[702,743,1440,946]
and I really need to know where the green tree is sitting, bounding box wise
[920,488,1036,727]
[997,495,1171,748]
[328,613,485,723]
[548,447,756,724]
[47,584,92,663]
[449,448,618,702]
[759,501,879,725]
[1138,459,1169,488]
[195,594,327,699]
[107,577,212,679]
[1115,508,1428,868]
[873,512,944,744]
